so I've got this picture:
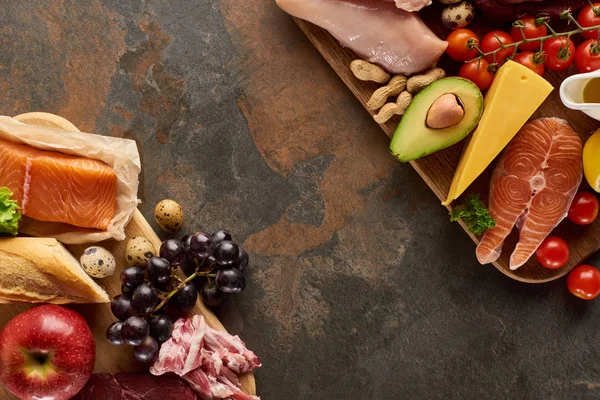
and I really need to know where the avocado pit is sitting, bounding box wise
[426,93,465,129]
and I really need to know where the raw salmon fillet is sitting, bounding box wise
[476,118,582,270]
[0,139,116,230]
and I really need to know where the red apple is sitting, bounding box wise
[0,305,95,400]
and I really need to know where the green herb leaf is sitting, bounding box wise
[449,193,496,236]
[0,187,21,236]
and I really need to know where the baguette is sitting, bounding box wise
[0,238,109,303]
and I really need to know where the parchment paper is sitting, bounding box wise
[0,116,141,244]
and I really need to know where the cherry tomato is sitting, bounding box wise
[446,29,479,62]
[536,236,570,269]
[542,36,575,71]
[568,192,600,225]
[510,15,548,51]
[514,51,545,75]
[480,31,515,65]
[575,39,600,73]
[567,265,600,300]
[578,3,600,40]
[459,59,494,91]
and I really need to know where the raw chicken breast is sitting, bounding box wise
[476,118,583,270]
[276,0,448,75]
[384,0,432,11]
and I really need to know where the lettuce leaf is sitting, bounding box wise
[0,187,21,235]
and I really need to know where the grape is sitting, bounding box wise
[235,247,249,272]
[149,315,173,343]
[170,282,198,312]
[216,268,246,293]
[106,321,125,345]
[120,266,145,288]
[148,257,172,286]
[133,336,159,363]
[121,316,149,346]
[214,241,239,266]
[181,234,192,252]
[111,294,136,321]
[211,229,232,246]
[190,232,214,258]
[181,258,198,277]
[132,283,158,314]
[121,284,133,294]
[200,281,223,307]
[160,239,186,266]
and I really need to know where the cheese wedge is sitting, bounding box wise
[0,238,109,304]
[442,61,553,205]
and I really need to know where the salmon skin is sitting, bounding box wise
[476,118,583,270]
[0,139,116,231]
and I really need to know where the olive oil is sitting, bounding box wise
[583,78,600,103]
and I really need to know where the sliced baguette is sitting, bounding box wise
[0,237,109,303]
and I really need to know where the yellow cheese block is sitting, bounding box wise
[442,60,553,205]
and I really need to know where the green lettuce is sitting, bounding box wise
[0,187,21,235]
[449,193,496,236]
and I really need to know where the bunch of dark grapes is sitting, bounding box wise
[106,229,250,363]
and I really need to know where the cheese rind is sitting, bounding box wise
[443,60,553,205]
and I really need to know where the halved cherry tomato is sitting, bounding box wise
[459,59,494,91]
[568,192,599,225]
[575,39,600,73]
[567,265,600,300]
[481,31,515,65]
[542,36,575,71]
[446,29,479,62]
[514,51,545,75]
[510,15,548,51]
[536,236,569,269]
[578,3,600,40]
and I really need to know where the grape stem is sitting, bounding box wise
[151,259,218,313]
[467,10,600,65]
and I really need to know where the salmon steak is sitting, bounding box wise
[476,118,583,270]
[0,139,116,230]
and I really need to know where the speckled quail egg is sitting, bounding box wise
[126,237,156,267]
[80,246,116,278]
[442,1,475,29]
[154,199,184,233]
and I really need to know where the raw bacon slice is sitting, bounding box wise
[476,118,583,270]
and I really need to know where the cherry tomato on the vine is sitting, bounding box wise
[446,29,479,62]
[510,15,548,51]
[536,236,570,269]
[514,51,545,75]
[459,59,494,91]
[567,265,600,300]
[568,192,599,225]
[578,3,600,40]
[542,36,575,71]
[575,39,600,73]
[481,31,515,65]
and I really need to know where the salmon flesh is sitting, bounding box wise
[476,118,583,270]
[0,139,117,230]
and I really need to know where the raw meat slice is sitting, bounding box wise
[72,372,200,400]
[151,315,261,400]
[384,0,432,11]
[476,118,583,270]
[0,139,116,230]
[276,0,448,75]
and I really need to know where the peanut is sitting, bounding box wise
[407,68,446,94]
[366,75,407,111]
[373,91,413,124]
[350,59,391,84]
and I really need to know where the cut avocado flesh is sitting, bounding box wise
[390,77,483,162]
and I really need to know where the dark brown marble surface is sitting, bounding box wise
[2,1,600,399]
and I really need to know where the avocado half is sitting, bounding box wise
[390,77,483,162]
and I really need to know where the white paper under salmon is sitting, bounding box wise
[0,116,140,244]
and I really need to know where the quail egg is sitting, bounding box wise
[81,246,116,278]
[154,199,184,233]
[126,237,156,268]
[442,1,475,29]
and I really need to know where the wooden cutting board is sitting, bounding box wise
[0,112,256,398]
[292,10,600,283]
